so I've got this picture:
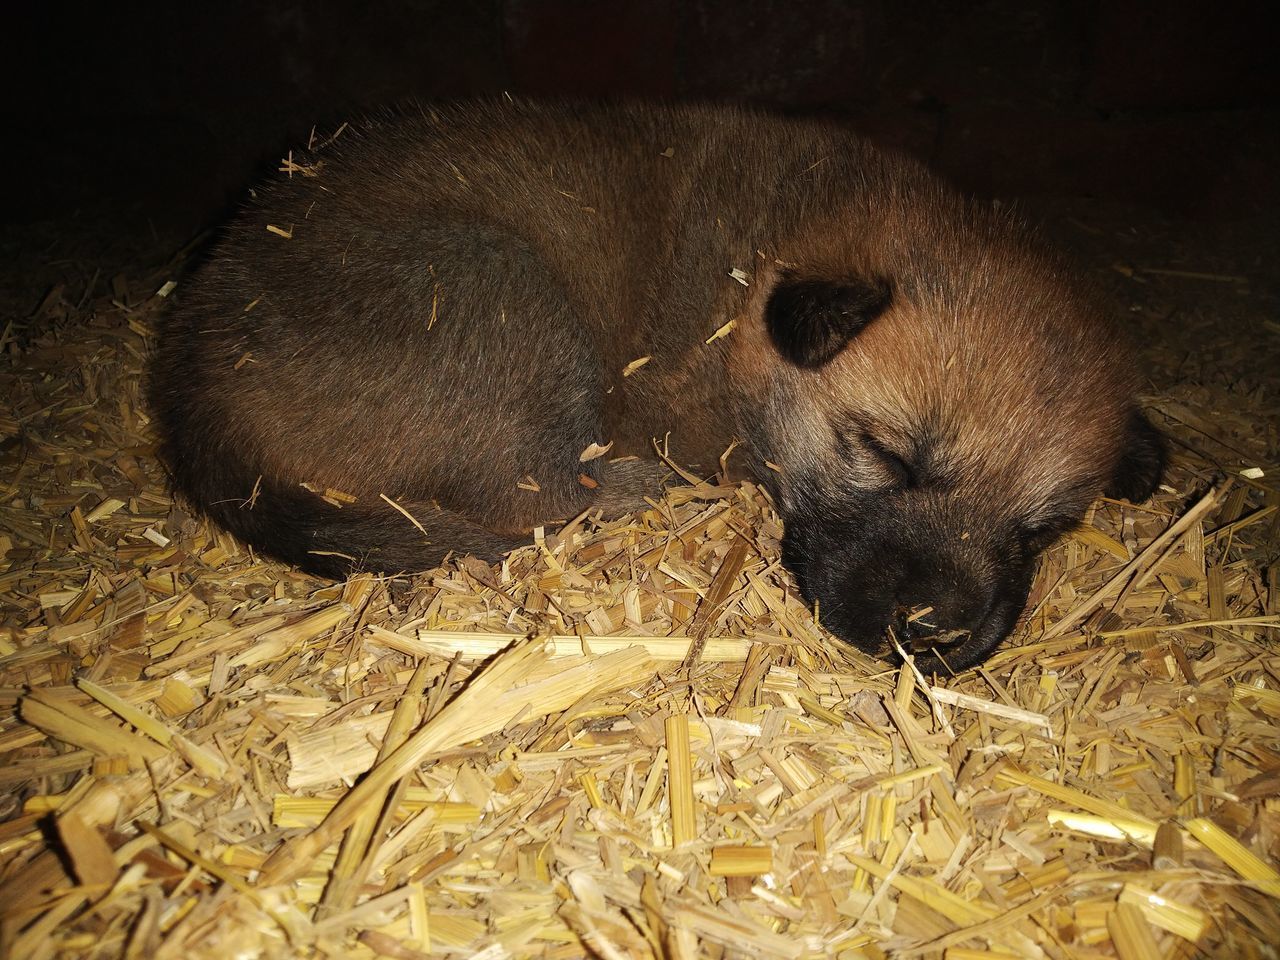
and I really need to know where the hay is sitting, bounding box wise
[1,257,1278,959]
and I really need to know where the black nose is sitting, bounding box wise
[896,605,937,642]
[897,574,984,630]
[893,604,976,661]
[894,603,952,638]
[893,557,989,650]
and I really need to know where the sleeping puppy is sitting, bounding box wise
[150,100,1164,673]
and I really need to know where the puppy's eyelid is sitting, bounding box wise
[859,432,916,487]
[831,420,920,489]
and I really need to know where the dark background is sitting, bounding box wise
[2,0,1277,294]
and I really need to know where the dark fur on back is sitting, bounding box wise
[151,100,1163,672]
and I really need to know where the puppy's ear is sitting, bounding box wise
[766,274,892,369]
[1105,409,1166,502]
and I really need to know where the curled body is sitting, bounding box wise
[150,100,1164,673]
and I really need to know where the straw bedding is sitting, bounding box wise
[1,234,1277,958]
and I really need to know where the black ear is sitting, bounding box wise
[1105,409,1166,502]
[766,274,893,369]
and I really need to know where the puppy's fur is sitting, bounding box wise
[150,101,1164,672]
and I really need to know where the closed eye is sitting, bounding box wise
[860,433,916,488]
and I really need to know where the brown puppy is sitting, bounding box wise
[150,100,1164,673]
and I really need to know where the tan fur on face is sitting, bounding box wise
[728,203,1136,528]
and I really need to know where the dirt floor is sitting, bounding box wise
[1,185,1278,959]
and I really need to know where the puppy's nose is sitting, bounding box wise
[896,604,939,643]
[894,601,975,653]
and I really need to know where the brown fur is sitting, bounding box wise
[150,100,1164,672]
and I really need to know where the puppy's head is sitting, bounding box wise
[731,233,1164,674]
